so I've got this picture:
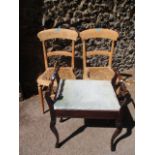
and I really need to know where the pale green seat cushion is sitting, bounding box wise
[54,80,120,111]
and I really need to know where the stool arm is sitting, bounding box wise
[45,62,60,104]
[113,69,130,107]
[117,80,131,107]
[113,69,124,85]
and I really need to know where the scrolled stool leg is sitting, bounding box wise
[50,119,60,148]
[111,119,122,151]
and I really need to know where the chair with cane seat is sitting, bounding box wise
[37,28,78,113]
[80,28,119,80]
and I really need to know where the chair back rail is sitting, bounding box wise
[80,29,119,69]
[47,51,72,57]
[37,28,78,41]
[37,28,78,70]
[80,28,119,41]
[86,50,110,57]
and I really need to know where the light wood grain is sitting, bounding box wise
[82,40,86,70]
[38,85,44,113]
[42,42,48,69]
[47,51,72,57]
[72,41,75,68]
[80,28,119,80]
[37,28,78,41]
[109,41,115,67]
[80,28,119,41]
[87,50,110,57]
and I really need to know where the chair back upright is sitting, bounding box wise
[37,28,78,70]
[80,28,119,69]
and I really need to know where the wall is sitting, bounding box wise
[20,0,43,98]
[43,0,135,77]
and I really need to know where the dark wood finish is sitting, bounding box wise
[55,110,120,119]
[45,72,128,151]
[111,110,123,151]
[45,81,60,148]
[111,127,122,151]
[50,117,60,148]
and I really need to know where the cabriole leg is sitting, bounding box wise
[111,119,122,151]
[50,118,60,148]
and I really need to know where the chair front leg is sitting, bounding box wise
[38,85,44,113]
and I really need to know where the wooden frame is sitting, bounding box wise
[80,28,119,80]
[37,28,78,113]
[45,69,127,151]
[37,28,78,70]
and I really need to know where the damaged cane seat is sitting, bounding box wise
[37,67,75,86]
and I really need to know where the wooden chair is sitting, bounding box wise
[37,28,78,113]
[80,28,119,80]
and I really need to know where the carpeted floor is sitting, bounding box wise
[20,70,135,155]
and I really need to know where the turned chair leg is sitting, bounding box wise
[50,118,60,148]
[111,120,123,151]
[38,85,45,113]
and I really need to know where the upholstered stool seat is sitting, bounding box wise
[54,80,120,111]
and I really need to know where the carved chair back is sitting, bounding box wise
[80,28,119,69]
[37,28,78,70]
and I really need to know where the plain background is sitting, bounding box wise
[0,0,155,154]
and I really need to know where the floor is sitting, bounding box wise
[19,69,135,155]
